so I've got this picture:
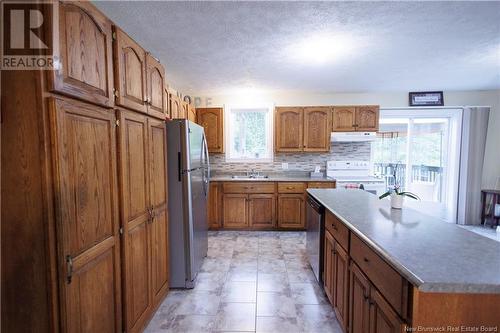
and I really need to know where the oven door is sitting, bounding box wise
[306,195,325,284]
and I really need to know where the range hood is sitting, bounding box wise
[330,132,377,142]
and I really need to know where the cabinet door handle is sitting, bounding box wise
[331,223,338,231]
[363,257,369,263]
[66,255,73,284]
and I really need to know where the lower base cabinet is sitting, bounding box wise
[222,194,249,228]
[324,229,349,332]
[249,194,276,228]
[277,194,305,228]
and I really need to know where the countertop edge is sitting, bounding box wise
[210,176,336,182]
[306,189,500,294]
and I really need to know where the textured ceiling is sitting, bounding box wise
[94,1,500,95]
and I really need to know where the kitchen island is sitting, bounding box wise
[307,188,500,331]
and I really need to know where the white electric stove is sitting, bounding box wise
[326,160,386,195]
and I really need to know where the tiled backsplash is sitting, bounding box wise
[210,142,371,172]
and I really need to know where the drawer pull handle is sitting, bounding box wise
[287,187,293,189]
[363,257,369,263]
[331,224,338,231]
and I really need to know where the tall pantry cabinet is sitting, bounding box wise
[1,2,169,332]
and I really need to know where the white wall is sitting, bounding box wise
[196,89,500,188]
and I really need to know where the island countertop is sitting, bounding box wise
[307,188,500,294]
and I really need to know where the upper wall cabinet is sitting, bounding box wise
[304,106,331,152]
[146,53,166,119]
[48,2,114,107]
[275,107,304,152]
[113,27,148,114]
[197,107,224,153]
[332,107,356,132]
[332,105,379,132]
[356,105,379,131]
[168,93,180,119]
[188,104,197,122]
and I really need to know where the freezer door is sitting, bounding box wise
[187,121,204,171]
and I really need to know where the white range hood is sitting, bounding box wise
[330,132,377,142]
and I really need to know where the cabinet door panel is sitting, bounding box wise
[125,221,150,330]
[114,27,147,113]
[223,194,248,228]
[324,230,335,303]
[356,106,379,131]
[65,240,119,333]
[208,182,221,229]
[304,107,331,151]
[151,208,169,303]
[334,243,349,332]
[50,2,114,107]
[146,54,166,119]
[50,97,121,332]
[350,263,371,333]
[249,194,276,229]
[370,289,406,333]
[275,107,303,151]
[117,110,151,331]
[332,107,356,132]
[197,108,224,153]
[277,194,305,229]
[148,117,169,304]
[170,95,180,119]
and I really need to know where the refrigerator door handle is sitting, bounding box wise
[201,132,210,196]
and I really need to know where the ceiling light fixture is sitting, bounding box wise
[287,34,356,65]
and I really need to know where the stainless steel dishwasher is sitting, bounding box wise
[306,194,325,284]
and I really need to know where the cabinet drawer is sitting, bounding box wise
[325,212,349,251]
[223,182,275,194]
[350,233,406,316]
[308,181,336,189]
[278,182,306,193]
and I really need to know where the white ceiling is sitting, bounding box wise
[94,1,500,96]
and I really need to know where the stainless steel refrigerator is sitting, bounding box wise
[167,120,210,288]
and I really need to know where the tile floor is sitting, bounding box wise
[146,231,342,333]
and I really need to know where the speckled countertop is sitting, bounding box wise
[210,171,335,182]
[307,189,500,294]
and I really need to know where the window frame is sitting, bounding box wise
[224,104,274,163]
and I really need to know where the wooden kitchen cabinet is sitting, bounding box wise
[332,106,356,132]
[48,1,114,108]
[333,241,349,332]
[113,27,148,113]
[50,97,122,333]
[145,53,167,119]
[332,105,379,132]
[303,106,331,151]
[169,93,181,119]
[197,107,224,153]
[208,182,222,229]
[249,194,276,229]
[356,105,379,131]
[223,194,249,228]
[350,262,372,333]
[117,110,169,333]
[308,181,336,189]
[180,100,188,119]
[275,107,304,152]
[370,289,407,333]
[324,230,335,303]
[188,104,197,122]
[277,194,305,228]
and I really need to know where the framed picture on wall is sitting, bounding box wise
[409,91,444,106]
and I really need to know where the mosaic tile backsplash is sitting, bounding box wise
[210,142,371,173]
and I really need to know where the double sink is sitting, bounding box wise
[231,174,269,179]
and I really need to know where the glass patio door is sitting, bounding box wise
[372,108,462,222]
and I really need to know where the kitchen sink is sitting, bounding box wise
[231,174,269,179]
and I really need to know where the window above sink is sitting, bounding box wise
[225,105,274,163]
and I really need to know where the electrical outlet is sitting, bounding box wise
[282,162,288,170]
